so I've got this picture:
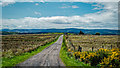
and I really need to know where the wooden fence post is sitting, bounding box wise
[101,46,104,48]
[111,45,112,49]
[92,47,94,52]
[75,54,77,59]
[66,36,68,39]
[117,45,120,49]
[69,40,75,50]
[117,41,120,48]
[78,46,82,52]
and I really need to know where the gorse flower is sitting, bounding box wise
[68,49,71,52]
[72,48,120,67]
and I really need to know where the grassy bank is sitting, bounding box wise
[60,35,90,66]
[2,35,60,67]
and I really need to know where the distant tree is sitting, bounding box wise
[79,31,84,35]
[95,32,100,35]
[64,32,68,35]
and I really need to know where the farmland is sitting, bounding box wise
[2,34,60,58]
[60,35,120,67]
[1,33,120,67]
[65,35,119,51]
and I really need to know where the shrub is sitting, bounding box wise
[95,32,100,35]
[72,48,120,67]
[79,31,84,35]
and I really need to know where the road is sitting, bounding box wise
[16,35,64,66]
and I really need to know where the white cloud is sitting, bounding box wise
[92,3,103,10]
[60,5,79,9]
[1,2,118,29]
[69,0,119,2]
[0,0,15,7]
[1,0,15,2]
[1,0,46,2]
[2,12,118,29]
[1,2,15,7]
[61,6,70,8]
[0,0,44,7]
[0,0,119,7]
[1,0,119,7]
[34,11,41,16]
[0,0,119,2]
[72,5,79,8]
[35,3,39,5]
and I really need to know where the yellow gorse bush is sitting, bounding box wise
[72,48,120,67]
[100,57,110,65]
[99,48,120,67]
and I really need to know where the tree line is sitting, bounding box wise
[79,31,100,35]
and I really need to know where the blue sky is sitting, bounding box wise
[2,2,101,19]
[1,2,118,29]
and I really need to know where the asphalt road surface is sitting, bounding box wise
[16,35,64,67]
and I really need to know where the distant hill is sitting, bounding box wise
[1,31,19,35]
[1,28,119,35]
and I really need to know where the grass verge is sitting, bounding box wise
[60,35,90,66]
[2,35,60,67]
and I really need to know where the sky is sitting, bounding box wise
[1,0,119,29]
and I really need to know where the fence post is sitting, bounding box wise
[69,40,75,50]
[117,42,120,48]
[92,47,94,52]
[117,45,120,49]
[78,46,82,52]
[111,45,112,49]
[101,46,104,48]
[66,36,68,39]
